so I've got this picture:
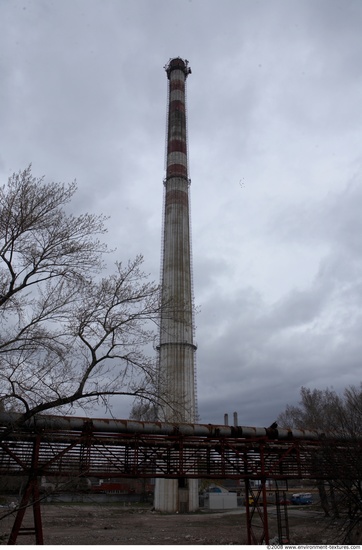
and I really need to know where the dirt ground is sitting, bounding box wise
[0,502,346,545]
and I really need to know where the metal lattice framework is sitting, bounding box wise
[0,413,360,545]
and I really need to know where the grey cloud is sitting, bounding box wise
[1,0,362,427]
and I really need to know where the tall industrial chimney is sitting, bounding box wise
[154,57,198,513]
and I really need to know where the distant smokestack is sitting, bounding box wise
[224,414,229,426]
[233,412,238,427]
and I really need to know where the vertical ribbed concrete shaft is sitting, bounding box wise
[154,57,198,513]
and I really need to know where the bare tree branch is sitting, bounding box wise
[0,166,162,433]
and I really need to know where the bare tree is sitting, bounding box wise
[277,384,362,435]
[278,384,362,542]
[0,166,162,431]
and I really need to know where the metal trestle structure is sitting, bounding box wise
[0,413,361,545]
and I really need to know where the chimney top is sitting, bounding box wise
[165,57,191,79]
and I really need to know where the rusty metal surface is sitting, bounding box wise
[1,412,359,546]
[0,412,357,482]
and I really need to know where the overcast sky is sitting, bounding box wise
[1,0,362,427]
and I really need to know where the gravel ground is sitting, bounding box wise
[0,502,346,545]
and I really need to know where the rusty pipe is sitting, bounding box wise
[0,412,341,441]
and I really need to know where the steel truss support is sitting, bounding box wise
[245,478,266,544]
[8,436,43,545]
[1,413,361,545]
[245,480,270,543]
